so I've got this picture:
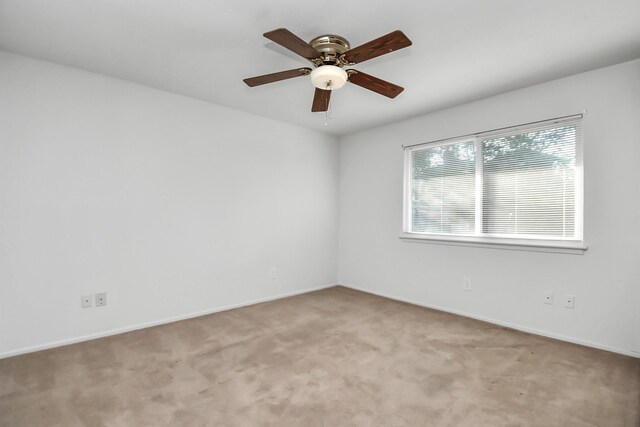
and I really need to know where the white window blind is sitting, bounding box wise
[481,124,578,238]
[410,140,475,234]
[404,115,583,247]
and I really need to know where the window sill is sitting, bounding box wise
[399,233,587,255]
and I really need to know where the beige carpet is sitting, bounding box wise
[1,286,638,426]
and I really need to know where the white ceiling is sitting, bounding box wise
[1,0,639,136]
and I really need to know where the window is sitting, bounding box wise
[403,115,584,250]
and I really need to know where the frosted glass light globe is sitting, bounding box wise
[310,65,348,90]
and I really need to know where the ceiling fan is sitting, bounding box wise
[243,28,412,112]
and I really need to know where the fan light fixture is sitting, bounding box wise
[310,65,348,90]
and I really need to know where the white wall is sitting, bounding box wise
[0,52,339,357]
[339,59,640,356]
[2,51,638,360]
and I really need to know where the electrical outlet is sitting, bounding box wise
[463,277,472,291]
[543,292,554,305]
[564,295,575,309]
[95,292,107,307]
[81,295,92,308]
[270,267,277,279]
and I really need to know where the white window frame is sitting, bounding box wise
[401,115,586,254]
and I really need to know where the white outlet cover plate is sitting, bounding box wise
[81,295,92,308]
[565,295,575,308]
[95,292,107,307]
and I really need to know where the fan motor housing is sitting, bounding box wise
[309,35,350,66]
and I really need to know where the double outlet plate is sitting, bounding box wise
[544,292,575,308]
[81,292,107,308]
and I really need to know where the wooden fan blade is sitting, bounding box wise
[347,70,404,98]
[311,88,331,112]
[343,30,412,64]
[243,68,312,87]
[264,28,322,61]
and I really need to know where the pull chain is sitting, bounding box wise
[323,81,332,127]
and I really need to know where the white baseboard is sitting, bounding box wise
[340,284,640,359]
[0,283,337,360]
